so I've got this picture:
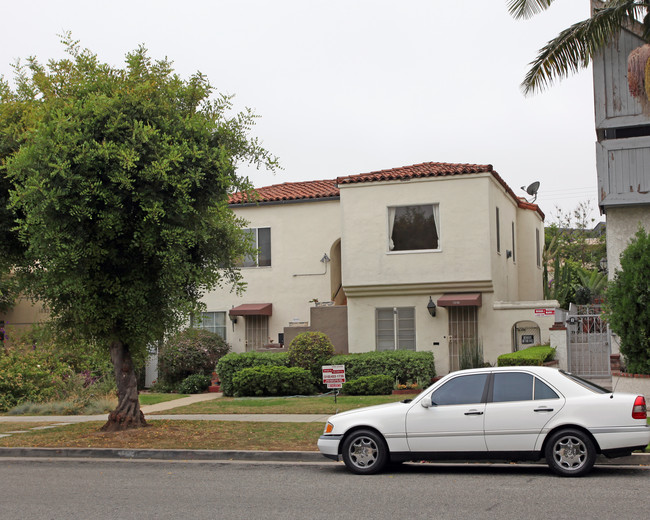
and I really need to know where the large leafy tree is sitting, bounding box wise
[0,35,276,430]
[508,1,650,104]
[605,228,650,374]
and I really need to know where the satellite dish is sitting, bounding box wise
[520,181,540,203]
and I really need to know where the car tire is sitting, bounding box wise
[341,429,388,475]
[545,429,596,477]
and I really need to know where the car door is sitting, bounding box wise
[483,371,565,452]
[406,373,489,453]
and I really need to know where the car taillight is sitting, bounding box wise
[632,396,647,420]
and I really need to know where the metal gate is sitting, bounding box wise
[567,304,610,377]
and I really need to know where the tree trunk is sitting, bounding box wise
[101,338,147,432]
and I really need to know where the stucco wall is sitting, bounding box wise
[605,205,650,276]
[340,175,493,289]
[201,198,342,352]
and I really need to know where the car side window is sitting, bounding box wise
[492,373,533,402]
[430,374,488,406]
[534,377,559,400]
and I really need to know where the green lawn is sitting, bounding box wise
[139,393,188,406]
[151,394,414,415]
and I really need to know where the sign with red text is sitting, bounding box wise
[322,364,346,388]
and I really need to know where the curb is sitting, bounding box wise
[0,447,326,462]
[0,447,647,466]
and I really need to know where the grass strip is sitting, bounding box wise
[0,420,324,451]
[152,394,412,415]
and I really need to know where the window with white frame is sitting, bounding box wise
[376,307,416,351]
[197,311,227,339]
[388,204,439,252]
[239,227,271,267]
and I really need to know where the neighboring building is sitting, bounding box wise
[592,1,650,276]
[591,1,650,361]
[201,161,559,376]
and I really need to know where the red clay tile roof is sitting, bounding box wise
[229,162,544,218]
[336,161,494,184]
[229,179,339,205]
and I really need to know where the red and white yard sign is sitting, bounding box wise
[322,364,346,389]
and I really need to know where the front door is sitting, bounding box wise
[448,306,478,371]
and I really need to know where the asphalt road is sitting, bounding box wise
[1,458,648,520]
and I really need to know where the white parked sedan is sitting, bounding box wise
[318,366,649,477]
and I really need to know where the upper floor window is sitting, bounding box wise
[388,204,439,252]
[511,222,516,263]
[197,311,227,339]
[240,227,271,267]
[536,228,541,267]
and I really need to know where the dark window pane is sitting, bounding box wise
[534,378,559,400]
[258,228,271,266]
[492,373,533,402]
[391,205,438,251]
[431,374,488,406]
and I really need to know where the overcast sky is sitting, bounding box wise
[2,1,601,224]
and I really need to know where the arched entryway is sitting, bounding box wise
[512,320,541,352]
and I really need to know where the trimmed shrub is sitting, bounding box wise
[342,375,393,395]
[159,328,230,386]
[328,351,435,384]
[177,374,212,394]
[217,352,290,396]
[288,332,335,379]
[497,345,556,367]
[231,365,315,397]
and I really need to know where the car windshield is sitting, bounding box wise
[559,370,609,394]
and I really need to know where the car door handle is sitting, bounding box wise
[534,408,554,412]
[464,410,484,416]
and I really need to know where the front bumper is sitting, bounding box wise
[318,435,343,461]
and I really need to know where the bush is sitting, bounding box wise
[177,374,212,394]
[217,352,289,396]
[158,328,230,386]
[497,345,556,367]
[231,365,315,397]
[288,332,335,378]
[328,351,435,384]
[606,227,650,374]
[342,375,393,395]
[0,349,76,412]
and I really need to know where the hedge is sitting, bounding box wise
[231,365,315,397]
[328,350,435,384]
[497,345,556,367]
[341,375,393,395]
[216,352,289,396]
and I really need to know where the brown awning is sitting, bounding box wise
[229,303,273,316]
[437,293,482,307]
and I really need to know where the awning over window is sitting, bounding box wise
[437,293,482,307]
[229,303,273,316]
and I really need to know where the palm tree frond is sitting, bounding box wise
[522,1,648,95]
[507,0,555,20]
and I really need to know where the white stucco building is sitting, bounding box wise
[201,161,559,377]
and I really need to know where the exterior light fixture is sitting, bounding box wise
[506,250,512,259]
[427,297,436,317]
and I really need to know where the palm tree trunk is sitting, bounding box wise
[101,338,147,432]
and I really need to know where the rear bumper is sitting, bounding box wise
[318,435,343,461]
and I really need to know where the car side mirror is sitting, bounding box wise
[421,396,433,408]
